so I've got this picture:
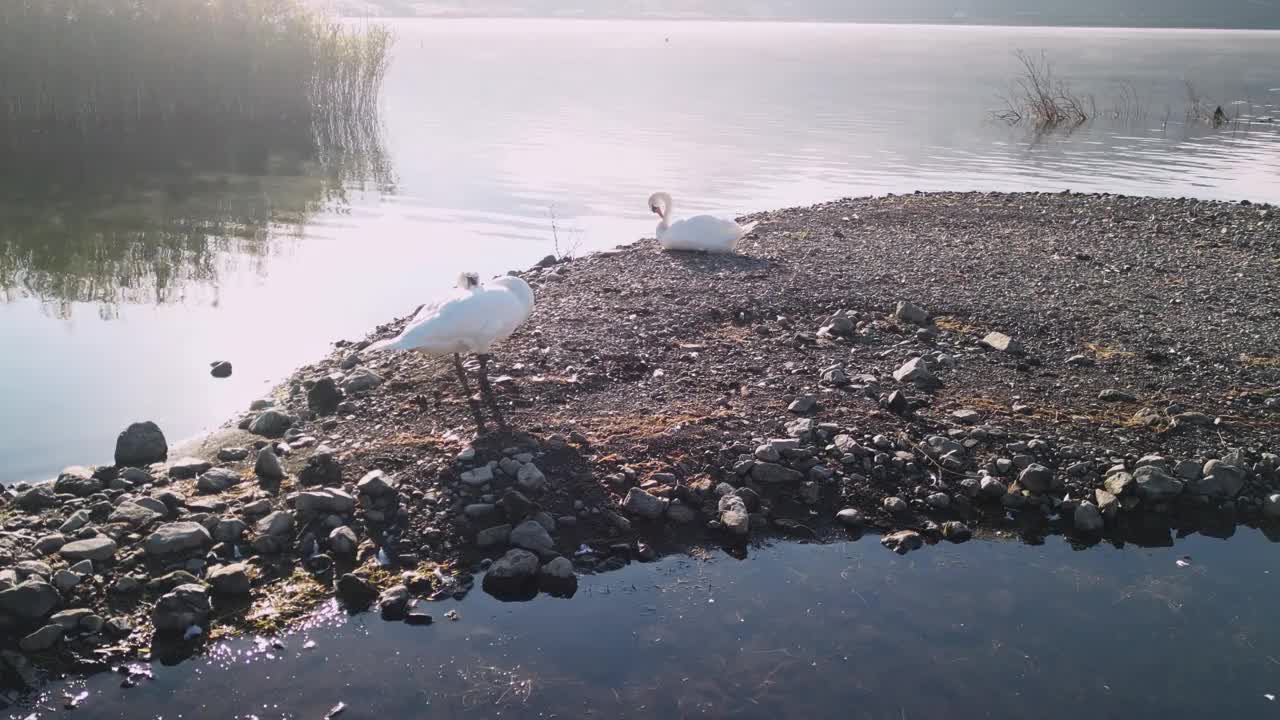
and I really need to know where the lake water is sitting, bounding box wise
[0,21,1278,484]
[7,530,1280,718]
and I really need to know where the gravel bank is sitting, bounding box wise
[2,191,1279,680]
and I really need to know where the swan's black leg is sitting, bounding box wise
[475,354,509,432]
[453,353,487,433]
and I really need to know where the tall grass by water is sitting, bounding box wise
[0,0,392,174]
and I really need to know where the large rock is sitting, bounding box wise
[14,485,60,512]
[115,421,168,466]
[1018,464,1055,493]
[59,537,117,562]
[622,488,668,520]
[53,466,102,497]
[475,525,512,549]
[108,501,162,528]
[750,462,803,484]
[893,357,939,387]
[152,584,211,634]
[0,581,60,621]
[144,522,213,557]
[196,468,242,493]
[1073,501,1104,533]
[1134,466,1184,501]
[718,494,749,536]
[482,549,541,597]
[19,624,64,653]
[1198,461,1247,498]
[336,574,377,610]
[980,332,1023,354]
[256,511,295,537]
[893,301,929,326]
[255,446,286,480]
[213,518,248,543]
[307,377,344,415]
[509,520,554,553]
[538,556,578,596]
[378,585,411,620]
[1104,472,1134,496]
[881,530,924,554]
[299,454,343,487]
[328,526,359,556]
[342,368,384,393]
[168,457,213,479]
[295,489,356,515]
[357,470,397,498]
[207,564,251,595]
[516,463,547,492]
[248,410,293,438]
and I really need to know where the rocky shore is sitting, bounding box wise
[2,190,1279,685]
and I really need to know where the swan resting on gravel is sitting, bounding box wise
[364,272,534,431]
[648,191,757,253]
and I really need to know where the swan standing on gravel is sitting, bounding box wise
[648,191,758,253]
[364,272,534,431]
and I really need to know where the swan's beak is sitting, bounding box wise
[650,205,663,218]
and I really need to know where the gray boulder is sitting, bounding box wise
[622,488,668,520]
[1018,464,1055,493]
[207,564,251,595]
[328,526,359,556]
[197,468,242,493]
[59,537,117,563]
[295,489,356,515]
[152,584,211,634]
[538,556,578,596]
[108,501,161,528]
[144,522,213,557]
[14,485,59,512]
[0,581,60,622]
[248,410,293,438]
[342,368,384,393]
[475,525,512,549]
[19,624,63,652]
[894,301,929,326]
[54,467,102,497]
[482,549,541,597]
[1134,466,1184,501]
[750,462,803,484]
[510,520,554,553]
[1074,501,1104,533]
[168,457,213,479]
[718,494,750,536]
[255,447,286,480]
[115,421,168,466]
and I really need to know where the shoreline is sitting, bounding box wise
[2,190,1279,682]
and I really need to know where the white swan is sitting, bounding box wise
[364,272,534,430]
[648,191,757,253]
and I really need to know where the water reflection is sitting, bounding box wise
[7,529,1280,719]
[0,121,394,319]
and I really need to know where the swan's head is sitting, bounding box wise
[647,191,672,219]
[457,272,481,290]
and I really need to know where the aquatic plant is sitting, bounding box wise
[0,0,392,171]
[994,50,1091,129]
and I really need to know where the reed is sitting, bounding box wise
[0,0,392,170]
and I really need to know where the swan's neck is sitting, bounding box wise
[656,196,673,234]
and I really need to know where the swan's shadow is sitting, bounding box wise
[657,248,779,276]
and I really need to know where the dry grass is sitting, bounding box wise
[995,50,1091,129]
[934,315,982,335]
[1084,342,1137,360]
[1239,354,1280,368]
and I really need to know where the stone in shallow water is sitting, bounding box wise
[210,361,233,378]
[1074,501,1104,533]
[152,584,210,634]
[835,508,864,528]
[539,557,577,597]
[881,530,924,554]
[482,549,541,598]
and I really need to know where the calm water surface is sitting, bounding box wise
[7,532,1280,718]
[1,20,1278,484]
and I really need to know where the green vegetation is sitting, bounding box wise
[0,0,392,173]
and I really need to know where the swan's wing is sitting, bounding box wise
[364,289,467,353]
[661,214,744,252]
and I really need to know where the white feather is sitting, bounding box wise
[648,191,756,253]
[364,274,534,356]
